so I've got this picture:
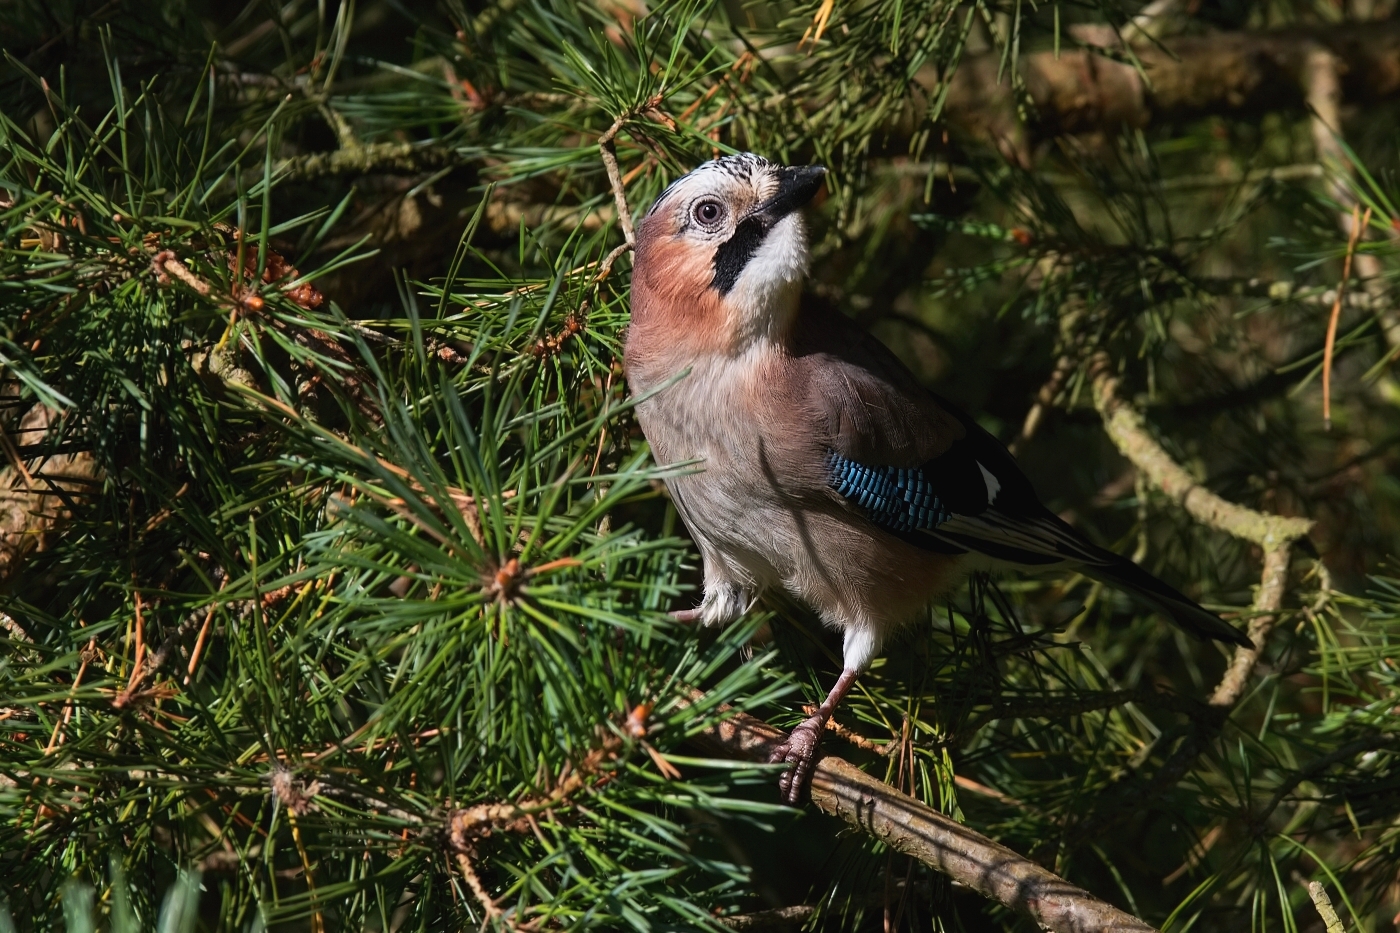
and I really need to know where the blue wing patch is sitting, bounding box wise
[825,450,952,533]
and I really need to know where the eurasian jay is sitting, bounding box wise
[623,153,1250,803]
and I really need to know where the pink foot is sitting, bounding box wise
[670,607,704,624]
[770,716,825,804]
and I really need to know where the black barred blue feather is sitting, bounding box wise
[825,450,952,533]
[823,435,1253,648]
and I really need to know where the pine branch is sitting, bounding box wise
[690,706,1160,933]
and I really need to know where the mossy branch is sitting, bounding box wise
[1089,356,1314,551]
[277,141,458,180]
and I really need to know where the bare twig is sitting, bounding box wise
[811,708,891,755]
[455,851,509,926]
[690,707,1159,933]
[1091,349,1310,702]
[594,242,633,284]
[719,905,815,930]
[151,253,212,297]
[1051,357,1316,848]
[1011,353,1075,454]
[1306,881,1346,933]
[447,736,622,852]
[598,114,637,247]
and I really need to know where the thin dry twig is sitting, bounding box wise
[1322,204,1372,430]
[809,707,891,755]
[1047,357,1316,848]
[592,98,670,281]
[594,242,633,284]
[1010,353,1075,455]
[1094,353,1305,698]
[455,851,510,926]
[598,113,638,247]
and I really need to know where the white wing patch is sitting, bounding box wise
[977,461,1002,505]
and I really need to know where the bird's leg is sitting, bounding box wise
[770,667,860,805]
[671,580,749,626]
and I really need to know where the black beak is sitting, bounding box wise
[754,164,826,224]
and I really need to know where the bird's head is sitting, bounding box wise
[630,153,825,354]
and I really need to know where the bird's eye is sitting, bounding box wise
[692,199,725,227]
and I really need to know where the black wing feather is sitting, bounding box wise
[824,409,1251,648]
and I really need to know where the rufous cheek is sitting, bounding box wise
[629,232,731,358]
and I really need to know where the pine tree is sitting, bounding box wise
[2,0,1399,930]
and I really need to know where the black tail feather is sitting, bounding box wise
[931,508,1253,648]
[1081,548,1253,648]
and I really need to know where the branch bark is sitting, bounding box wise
[933,21,1400,161]
[1,402,99,584]
[690,711,1159,933]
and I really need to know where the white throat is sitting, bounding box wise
[724,213,808,349]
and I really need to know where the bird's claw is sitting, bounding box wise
[770,717,825,805]
[669,607,704,624]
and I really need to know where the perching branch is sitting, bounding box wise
[691,710,1159,933]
